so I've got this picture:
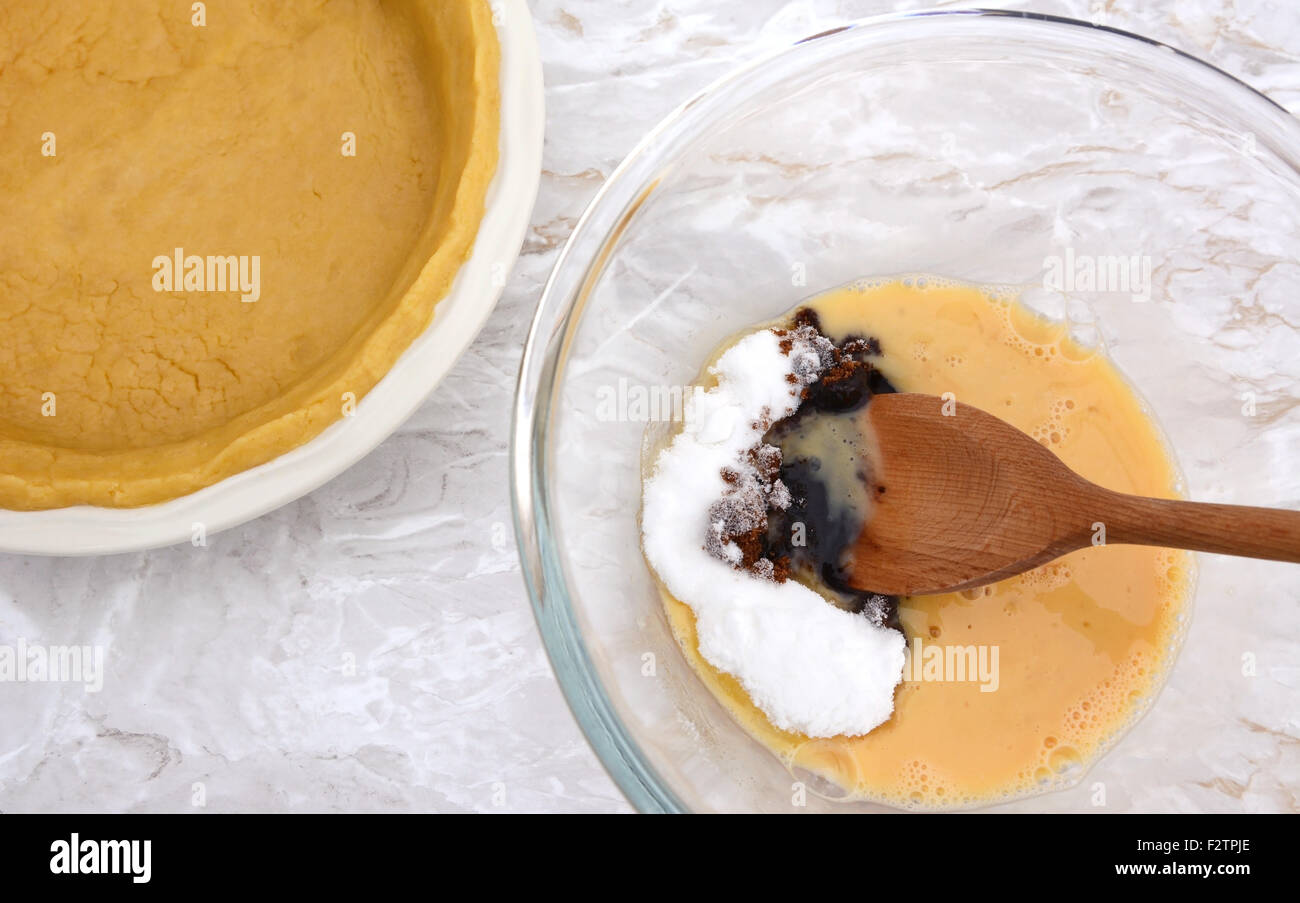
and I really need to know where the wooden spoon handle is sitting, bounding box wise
[1091,488,1300,563]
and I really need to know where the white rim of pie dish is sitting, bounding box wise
[0,0,544,556]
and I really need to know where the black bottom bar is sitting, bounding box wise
[0,813,1282,888]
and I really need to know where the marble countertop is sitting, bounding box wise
[1,0,1296,813]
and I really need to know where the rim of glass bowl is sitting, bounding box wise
[510,8,1300,813]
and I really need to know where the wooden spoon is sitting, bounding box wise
[846,392,1300,596]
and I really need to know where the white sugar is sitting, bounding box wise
[642,327,905,738]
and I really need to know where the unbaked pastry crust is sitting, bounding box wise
[0,0,500,509]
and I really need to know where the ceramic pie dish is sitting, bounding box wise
[0,0,543,554]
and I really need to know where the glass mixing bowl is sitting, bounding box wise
[512,10,1300,812]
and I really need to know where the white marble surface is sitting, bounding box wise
[1,0,1296,813]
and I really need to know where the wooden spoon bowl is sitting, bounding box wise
[847,393,1300,596]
